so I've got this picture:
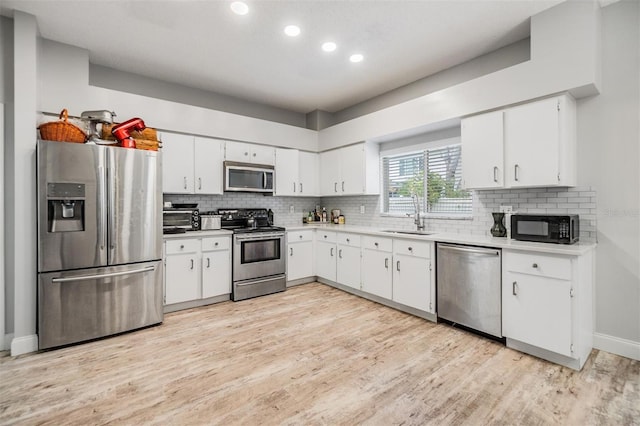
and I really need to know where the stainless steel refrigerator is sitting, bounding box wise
[37,140,163,349]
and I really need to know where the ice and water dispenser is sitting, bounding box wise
[47,182,85,232]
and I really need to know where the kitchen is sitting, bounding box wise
[1,0,639,424]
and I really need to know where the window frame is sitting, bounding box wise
[380,137,473,220]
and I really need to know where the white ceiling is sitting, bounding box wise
[1,0,565,114]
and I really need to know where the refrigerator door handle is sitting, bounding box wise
[51,266,156,283]
[108,158,116,254]
[98,165,106,251]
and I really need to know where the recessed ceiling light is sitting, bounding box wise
[349,54,364,63]
[322,42,337,52]
[230,1,249,15]
[284,25,301,37]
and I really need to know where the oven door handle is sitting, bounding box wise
[236,275,285,287]
[234,233,285,242]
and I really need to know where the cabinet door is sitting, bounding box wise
[225,141,252,163]
[275,148,299,196]
[251,144,275,165]
[339,144,365,195]
[194,137,224,194]
[337,244,361,289]
[298,151,318,196]
[502,271,573,356]
[287,241,314,281]
[202,250,231,298]
[165,253,200,304]
[361,249,392,299]
[161,133,194,194]
[461,111,504,189]
[505,97,560,187]
[316,241,337,282]
[392,253,431,312]
[319,149,341,196]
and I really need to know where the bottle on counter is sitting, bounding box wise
[321,207,327,222]
[308,211,314,223]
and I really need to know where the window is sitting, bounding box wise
[382,143,472,217]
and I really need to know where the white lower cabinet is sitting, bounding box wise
[392,240,434,313]
[164,239,201,304]
[502,249,593,370]
[164,235,232,307]
[315,231,337,282]
[287,230,314,281]
[201,237,231,298]
[336,233,361,289]
[361,236,393,299]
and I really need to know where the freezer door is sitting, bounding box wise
[37,140,108,272]
[38,260,163,349]
[108,147,162,265]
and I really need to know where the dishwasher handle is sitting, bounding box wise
[438,243,500,256]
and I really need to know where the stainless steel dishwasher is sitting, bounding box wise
[436,243,502,338]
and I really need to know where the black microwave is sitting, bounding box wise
[511,214,579,244]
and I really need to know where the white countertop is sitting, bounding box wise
[287,224,596,256]
[163,229,233,239]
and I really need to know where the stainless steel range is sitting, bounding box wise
[218,208,286,301]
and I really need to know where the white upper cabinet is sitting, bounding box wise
[298,151,318,196]
[162,132,195,194]
[275,148,299,196]
[319,143,379,196]
[461,94,576,190]
[194,137,224,194]
[161,132,223,195]
[225,141,275,165]
[274,149,318,197]
[461,111,504,189]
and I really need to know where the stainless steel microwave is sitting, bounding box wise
[224,161,274,193]
[511,214,579,244]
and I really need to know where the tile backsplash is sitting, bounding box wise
[165,186,597,242]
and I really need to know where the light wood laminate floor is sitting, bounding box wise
[1,283,638,425]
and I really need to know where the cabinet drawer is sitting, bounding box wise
[165,239,200,255]
[287,230,314,243]
[315,230,336,243]
[504,251,571,281]
[202,236,230,251]
[393,239,431,258]
[362,236,392,252]
[337,233,361,247]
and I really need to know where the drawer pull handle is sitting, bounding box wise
[299,235,303,239]
[290,247,293,256]
[215,242,219,246]
[396,260,400,272]
[493,166,499,183]
[374,242,378,247]
[207,258,210,268]
[183,177,187,189]
[512,281,518,295]
[385,258,389,269]
[330,247,334,257]
[514,164,520,182]
[408,247,413,252]
[532,263,538,268]
[190,259,194,270]
[324,235,327,239]
[339,249,343,259]
[346,238,350,243]
[180,244,184,249]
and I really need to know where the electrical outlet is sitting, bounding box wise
[500,205,513,214]
[289,205,295,213]
[360,205,365,214]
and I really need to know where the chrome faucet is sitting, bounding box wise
[412,194,425,231]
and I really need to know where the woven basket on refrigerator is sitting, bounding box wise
[38,109,87,143]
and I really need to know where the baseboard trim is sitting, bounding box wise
[10,334,39,356]
[593,332,640,361]
[2,333,14,351]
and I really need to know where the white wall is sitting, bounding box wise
[577,0,640,359]
[9,12,39,355]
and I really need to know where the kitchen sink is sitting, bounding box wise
[380,230,434,236]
